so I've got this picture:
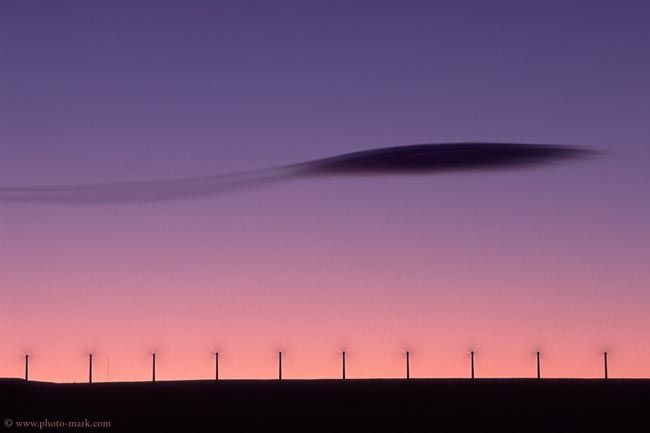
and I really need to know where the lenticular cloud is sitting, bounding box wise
[0,143,592,204]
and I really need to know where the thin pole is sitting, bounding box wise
[603,352,608,379]
[89,353,93,384]
[536,351,541,379]
[342,351,346,380]
[25,354,29,381]
[406,351,410,379]
[215,352,219,381]
[470,351,475,379]
[152,353,156,382]
[278,351,282,380]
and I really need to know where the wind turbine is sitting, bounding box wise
[341,351,346,380]
[536,351,541,379]
[24,353,29,381]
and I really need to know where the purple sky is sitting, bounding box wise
[1,1,649,381]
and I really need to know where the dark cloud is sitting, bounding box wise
[297,143,591,175]
[0,143,593,204]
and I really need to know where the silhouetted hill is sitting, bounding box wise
[2,378,649,432]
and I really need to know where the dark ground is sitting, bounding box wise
[2,378,650,432]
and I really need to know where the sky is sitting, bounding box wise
[0,0,649,382]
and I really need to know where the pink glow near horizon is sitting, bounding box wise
[3,212,649,382]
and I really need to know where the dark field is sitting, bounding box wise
[2,378,650,432]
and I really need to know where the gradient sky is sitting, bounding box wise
[1,0,649,382]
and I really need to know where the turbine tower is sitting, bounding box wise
[152,352,156,382]
[470,351,475,379]
[342,351,346,380]
[536,351,541,379]
[215,352,219,381]
[89,353,93,384]
[603,352,608,379]
[278,351,283,380]
[406,351,410,379]
[24,354,29,381]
